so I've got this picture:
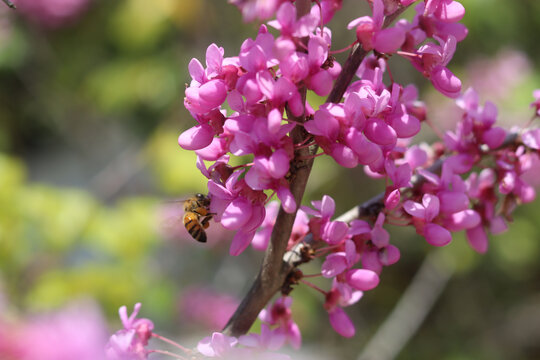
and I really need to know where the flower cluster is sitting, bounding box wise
[105,303,154,360]
[178,0,472,257]
[179,2,343,255]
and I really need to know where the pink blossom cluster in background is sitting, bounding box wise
[0,301,109,360]
[178,287,239,330]
[13,0,92,28]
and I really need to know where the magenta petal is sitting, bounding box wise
[322,253,348,278]
[371,225,390,248]
[423,194,440,222]
[268,149,290,178]
[277,186,297,213]
[329,308,355,338]
[230,230,255,256]
[331,144,358,168]
[482,127,506,149]
[309,70,333,96]
[522,129,540,150]
[345,128,381,165]
[403,200,426,219]
[431,66,461,98]
[178,124,214,150]
[308,35,328,68]
[489,216,508,235]
[346,269,380,291]
[379,244,400,265]
[374,27,405,54]
[390,113,421,138]
[322,221,349,244]
[447,209,481,231]
[424,223,452,247]
[199,79,228,108]
[364,118,397,146]
[349,220,372,236]
[195,137,227,161]
[221,198,252,230]
[314,108,339,140]
[385,189,401,210]
[188,58,205,83]
[267,108,283,134]
[361,251,382,274]
[243,202,266,232]
[436,0,465,23]
[320,195,336,219]
[438,191,469,214]
[466,225,488,254]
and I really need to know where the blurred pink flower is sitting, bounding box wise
[0,301,109,360]
[13,0,92,28]
[179,287,239,330]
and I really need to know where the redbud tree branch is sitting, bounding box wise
[1,0,15,9]
[223,1,417,337]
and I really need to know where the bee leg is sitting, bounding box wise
[201,215,213,229]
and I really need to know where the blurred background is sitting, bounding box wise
[0,0,539,359]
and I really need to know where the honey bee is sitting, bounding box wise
[183,193,213,243]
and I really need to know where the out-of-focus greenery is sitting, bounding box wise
[0,0,539,359]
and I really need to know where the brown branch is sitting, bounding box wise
[2,0,15,9]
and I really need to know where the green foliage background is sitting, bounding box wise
[0,0,539,359]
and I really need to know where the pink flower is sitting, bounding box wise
[267,2,319,38]
[14,0,92,28]
[258,297,301,350]
[415,36,462,98]
[302,195,349,245]
[179,287,239,330]
[531,89,540,116]
[197,332,239,358]
[208,171,266,255]
[229,0,284,22]
[347,0,406,54]
[19,302,108,360]
[105,303,154,360]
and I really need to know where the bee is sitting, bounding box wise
[183,193,213,243]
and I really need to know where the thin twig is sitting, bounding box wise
[2,0,16,9]
[357,250,454,360]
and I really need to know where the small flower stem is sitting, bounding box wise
[314,243,342,254]
[231,162,254,171]
[294,134,314,147]
[330,41,359,55]
[523,113,538,130]
[301,279,327,295]
[265,191,276,205]
[147,349,188,360]
[302,273,322,278]
[313,0,324,30]
[424,118,445,141]
[152,333,193,354]
[294,141,316,150]
[396,50,420,59]
[296,152,325,161]
[387,63,396,84]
